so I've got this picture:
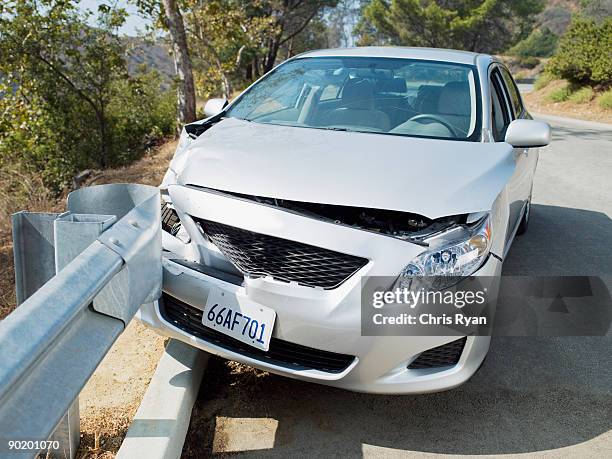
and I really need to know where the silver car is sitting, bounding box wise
[138,47,550,393]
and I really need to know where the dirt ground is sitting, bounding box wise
[522,80,612,124]
[0,140,177,458]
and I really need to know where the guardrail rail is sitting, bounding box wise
[0,184,162,459]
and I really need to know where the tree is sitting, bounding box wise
[256,0,340,73]
[508,27,558,58]
[326,0,364,48]
[184,0,276,99]
[162,0,196,126]
[355,0,545,54]
[0,1,176,190]
[547,16,612,87]
[134,0,196,128]
[0,1,128,168]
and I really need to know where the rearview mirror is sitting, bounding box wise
[505,119,551,148]
[204,98,228,118]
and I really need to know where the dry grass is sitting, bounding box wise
[523,80,612,124]
[77,321,167,458]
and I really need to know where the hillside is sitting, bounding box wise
[124,36,175,84]
[539,0,581,35]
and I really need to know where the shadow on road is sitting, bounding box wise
[504,204,612,275]
[548,124,612,142]
[182,205,612,457]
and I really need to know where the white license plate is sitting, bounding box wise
[203,287,276,351]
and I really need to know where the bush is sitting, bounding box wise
[534,72,555,90]
[518,56,541,69]
[0,70,176,192]
[107,70,176,165]
[547,85,572,102]
[509,28,558,58]
[547,17,612,86]
[598,90,612,109]
[568,86,594,103]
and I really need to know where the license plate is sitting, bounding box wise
[203,287,276,351]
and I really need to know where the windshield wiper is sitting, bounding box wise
[314,126,352,132]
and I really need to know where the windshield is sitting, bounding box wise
[226,57,480,141]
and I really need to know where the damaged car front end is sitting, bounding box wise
[137,48,549,393]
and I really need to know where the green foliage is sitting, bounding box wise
[518,56,540,69]
[547,16,612,86]
[534,72,555,90]
[355,0,545,53]
[597,89,612,109]
[0,1,176,191]
[185,0,278,99]
[107,70,177,164]
[568,86,594,103]
[508,27,558,57]
[547,85,571,102]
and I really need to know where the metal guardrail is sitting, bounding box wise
[0,184,162,459]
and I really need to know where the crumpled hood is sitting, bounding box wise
[166,117,515,219]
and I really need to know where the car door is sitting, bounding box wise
[499,67,539,204]
[489,66,528,246]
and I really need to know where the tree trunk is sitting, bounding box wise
[263,39,279,73]
[162,0,196,131]
[253,56,260,79]
[95,108,109,169]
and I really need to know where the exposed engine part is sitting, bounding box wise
[188,186,464,242]
[161,201,180,235]
[184,114,225,138]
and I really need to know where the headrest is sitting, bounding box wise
[342,78,375,110]
[377,77,407,93]
[438,81,470,116]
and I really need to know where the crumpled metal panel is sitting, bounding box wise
[67,184,162,324]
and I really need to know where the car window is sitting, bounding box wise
[491,70,511,142]
[499,68,524,119]
[227,57,482,141]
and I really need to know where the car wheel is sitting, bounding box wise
[516,199,530,235]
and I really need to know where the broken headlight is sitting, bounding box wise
[396,215,491,290]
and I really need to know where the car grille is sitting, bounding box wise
[408,337,467,369]
[193,218,368,289]
[160,293,356,374]
[161,201,180,234]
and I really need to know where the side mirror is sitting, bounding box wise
[204,98,228,118]
[505,119,551,148]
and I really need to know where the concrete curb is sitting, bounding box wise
[116,339,208,459]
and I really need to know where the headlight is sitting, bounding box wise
[396,215,491,290]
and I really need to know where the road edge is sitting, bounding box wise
[532,112,612,130]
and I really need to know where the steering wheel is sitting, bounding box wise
[406,114,458,137]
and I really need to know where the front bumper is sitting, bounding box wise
[137,254,501,394]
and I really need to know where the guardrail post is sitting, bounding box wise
[52,213,118,459]
[12,212,59,306]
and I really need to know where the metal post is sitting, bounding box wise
[48,213,117,459]
[11,212,59,306]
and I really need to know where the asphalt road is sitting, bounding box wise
[183,114,612,458]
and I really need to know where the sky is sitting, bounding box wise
[78,0,151,36]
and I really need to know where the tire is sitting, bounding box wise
[516,199,530,236]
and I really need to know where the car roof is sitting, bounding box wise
[296,46,488,66]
